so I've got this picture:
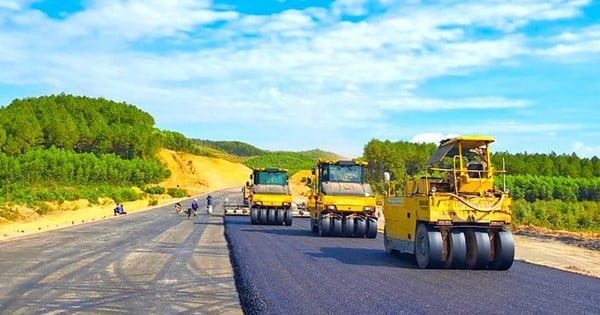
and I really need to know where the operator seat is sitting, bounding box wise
[466,161,484,178]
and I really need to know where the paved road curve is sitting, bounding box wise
[0,192,241,315]
[225,214,600,315]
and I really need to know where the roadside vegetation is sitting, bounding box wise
[0,94,189,215]
[362,139,600,233]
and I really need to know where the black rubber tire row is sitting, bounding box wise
[392,224,514,270]
[312,215,377,238]
[250,207,292,226]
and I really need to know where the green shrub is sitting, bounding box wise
[0,206,20,220]
[148,198,159,206]
[513,199,600,233]
[166,188,187,198]
[110,187,142,203]
[33,202,51,215]
[145,186,166,194]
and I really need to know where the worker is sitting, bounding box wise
[206,195,213,215]
[191,198,199,216]
[466,152,484,178]
[114,204,126,216]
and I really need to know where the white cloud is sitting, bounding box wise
[536,25,600,58]
[411,133,460,144]
[332,0,369,16]
[573,142,600,158]
[0,0,597,156]
[0,0,34,11]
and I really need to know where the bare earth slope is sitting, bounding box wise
[0,150,598,278]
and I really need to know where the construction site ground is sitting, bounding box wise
[1,149,598,278]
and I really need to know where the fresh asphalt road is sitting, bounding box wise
[1,188,599,315]
[0,190,241,315]
[225,210,600,314]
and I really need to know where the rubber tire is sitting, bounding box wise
[366,217,378,239]
[445,230,467,269]
[267,208,276,225]
[276,209,284,225]
[311,218,318,233]
[355,218,367,238]
[332,216,343,236]
[465,229,491,270]
[259,208,267,225]
[343,217,355,237]
[319,216,331,237]
[415,223,443,269]
[250,208,258,225]
[491,230,515,270]
[284,209,293,226]
[384,228,398,255]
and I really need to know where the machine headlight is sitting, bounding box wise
[253,201,262,206]
[325,205,337,210]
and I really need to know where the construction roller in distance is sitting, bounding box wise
[306,159,378,238]
[224,167,294,225]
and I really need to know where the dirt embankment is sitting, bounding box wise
[0,148,251,240]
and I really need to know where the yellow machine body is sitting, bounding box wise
[383,136,515,269]
[306,159,378,238]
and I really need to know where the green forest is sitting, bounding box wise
[362,139,600,232]
[0,95,178,216]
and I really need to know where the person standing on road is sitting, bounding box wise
[206,195,213,216]
[191,198,199,216]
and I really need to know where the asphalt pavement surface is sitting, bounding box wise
[2,188,599,315]
[0,191,241,315]
[224,210,600,315]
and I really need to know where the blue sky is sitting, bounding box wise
[1,0,599,158]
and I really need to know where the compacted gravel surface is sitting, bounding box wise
[225,215,600,315]
[0,193,241,315]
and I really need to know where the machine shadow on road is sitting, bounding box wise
[239,228,317,237]
[193,221,224,226]
[223,218,254,225]
[307,247,420,268]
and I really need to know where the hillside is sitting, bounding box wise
[156,148,252,195]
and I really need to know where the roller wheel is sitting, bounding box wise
[415,223,443,269]
[491,230,514,270]
[267,208,276,225]
[250,208,258,224]
[276,209,284,225]
[284,209,293,226]
[384,228,398,255]
[366,217,378,239]
[311,218,318,233]
[332,216,343,236]
[445,230,467,269]
[259,208,267,225]
[355,218,367,238]
[343,217,355,237]
[319,216,331,236]
[465,229,491,269]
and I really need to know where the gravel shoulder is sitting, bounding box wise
[513,232,600,278]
